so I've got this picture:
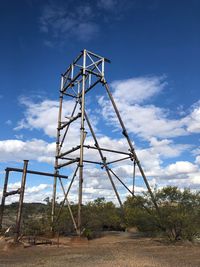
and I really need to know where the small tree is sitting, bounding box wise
[124,195,158,234]
[124,186,200,241]
[157,187,200,241]
[82,197,122,233]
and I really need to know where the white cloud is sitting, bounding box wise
[1,74,199,203]
[15,97,78,138]
[0,139,55,163]
[149,137,190,158]
[6,182,50,194]
[26,184,51,194]
[195,155,200,165]
[7,182,21,190]
[189,174,200,187]
[0,182,52,204]
[8,92,198,200]
[184,101,200,133]
[99,76,200,140]
[13,98,132,163]
[111,76,166,104]
[39,3,99,44]
[165,161,198,176]
[99,96,186,139]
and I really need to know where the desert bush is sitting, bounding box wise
[124,186,200,241]
[4,186,199,242]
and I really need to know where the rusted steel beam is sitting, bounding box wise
[14,160,28,243]
[52,84,64,233]
[62,71,82,92]
[54,165,79,226]
[83,145,131,156]
[60,101,79,149]
[59,113,81,130]
[0,169,9,231]
[5,189,20,197]
[60,157,103,166]
[78,60,102,89]
[62,92,77,98]
[56,158,78,169]
[86,49,111,63]
[5,167,68,179]
[85,69,102,78]
[62,51,83,79]
[58,177,78,234]
[106,156,131,165]
[77,49,87,236]
[133,160,136,195]
[58,145,81,158]
[81,78,101,96]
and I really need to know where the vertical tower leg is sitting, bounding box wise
[78,49,86,236]
[52,78,64,233]
[14,160,28,242]
[0,169,9,231]
[132,160,136,195]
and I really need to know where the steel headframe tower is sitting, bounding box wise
[51,49,159,236]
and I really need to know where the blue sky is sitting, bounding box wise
[0,0,199,204]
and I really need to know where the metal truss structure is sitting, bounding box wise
[52,49,159,236]
[0,160,68,241]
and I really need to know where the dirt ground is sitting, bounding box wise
[0,232,200,267]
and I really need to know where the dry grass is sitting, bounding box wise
[0,232,199,267]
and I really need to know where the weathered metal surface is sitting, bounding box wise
[0,169,9,230]
[5,167,68,179]
[51,49,160,236]
[0,50,160,239]
[14,160,28,242]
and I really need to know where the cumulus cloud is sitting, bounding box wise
[15,97,76,137]
[1,74,199,203]
[149,137,190,158]
[189,174,200,188]
[13,97,132,163]
[0,182,52,204]
[99,98,186,140]
[0,139,55,163]
[111,76,166,104]
[165,161,198,176]
[98,76,200,140]
[184,101,200,133]
[10,89,198,194]
[26,184,51,194]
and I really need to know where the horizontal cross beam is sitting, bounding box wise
[5,189,20,197]
[5,168,68,179]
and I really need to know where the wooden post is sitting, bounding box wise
[14,160,28,242]
[0,169,9,231]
